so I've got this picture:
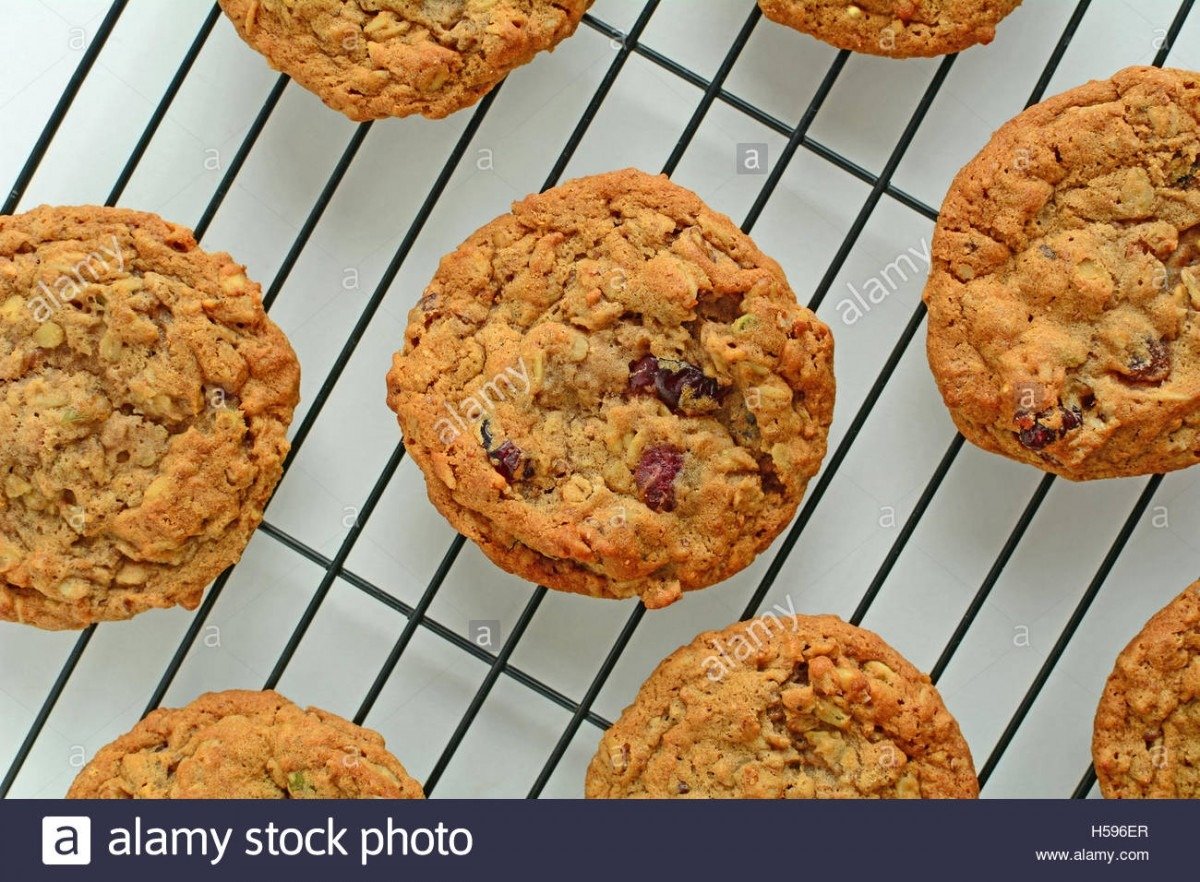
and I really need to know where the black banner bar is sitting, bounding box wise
[7,799,1196,881]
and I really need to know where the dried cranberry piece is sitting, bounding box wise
[1014,405,1083,451]
[628,355,722,415]
[1126,339,1170,384]
[760,466,786,495]
[1017,422,1058,450]
[656,363,721,413]
[635,444,683,512]
[489,440,523,482]
[416,293,442,328]
[628,355,659,393]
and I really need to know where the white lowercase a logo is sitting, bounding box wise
[42,816,92,866]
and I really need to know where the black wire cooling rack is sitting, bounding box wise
[1,0,1197,800]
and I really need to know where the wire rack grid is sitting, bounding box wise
[2,0,1200,800]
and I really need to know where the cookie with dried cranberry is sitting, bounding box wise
[924,67,1200,480]
[386,169,834,608]
[586,614,978,798]
[0,206,299,630]
[758,0,1020,58]
[68,690,424,799]
[218,0,592,121]
[1092,582,1200,799]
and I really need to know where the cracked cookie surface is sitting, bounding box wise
[68,690,424,799]
[0,206,299,630]
[924,67,1200,480]
[386,169,835,608]
[585,614,978,798]
[1093,582,1200,799]
[758,0,1020,58]
[219,0,592,120]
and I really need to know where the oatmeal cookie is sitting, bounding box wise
[387,169,835,608]
[1093,581,1200,798]
[586,614,978,798]
[758,0,1020,58]
[924,67,1200,480]
[0,205,299,630]
[219,0,593,120]
[68,690,423,798]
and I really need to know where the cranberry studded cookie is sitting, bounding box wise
[0,206,299,630]
[219,0,593,121]
[586,614,978,798]
[68,690,424,798]
[924,67,1200,480]
[758,0,1020,58]
[1092,581,1200,798]
[387,169,835,609]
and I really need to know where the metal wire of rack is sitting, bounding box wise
[1,0,1197,801]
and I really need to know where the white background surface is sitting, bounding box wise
[2,0,1200,800]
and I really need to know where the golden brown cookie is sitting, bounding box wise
[219,0,593,121]
[387,169,835,609]
[924,67,1200,480]
[1092,581,1200,798]
[68,690,423,799]
[0,205,299,630]
[586,614,978,798]
[758,0,1020,58]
